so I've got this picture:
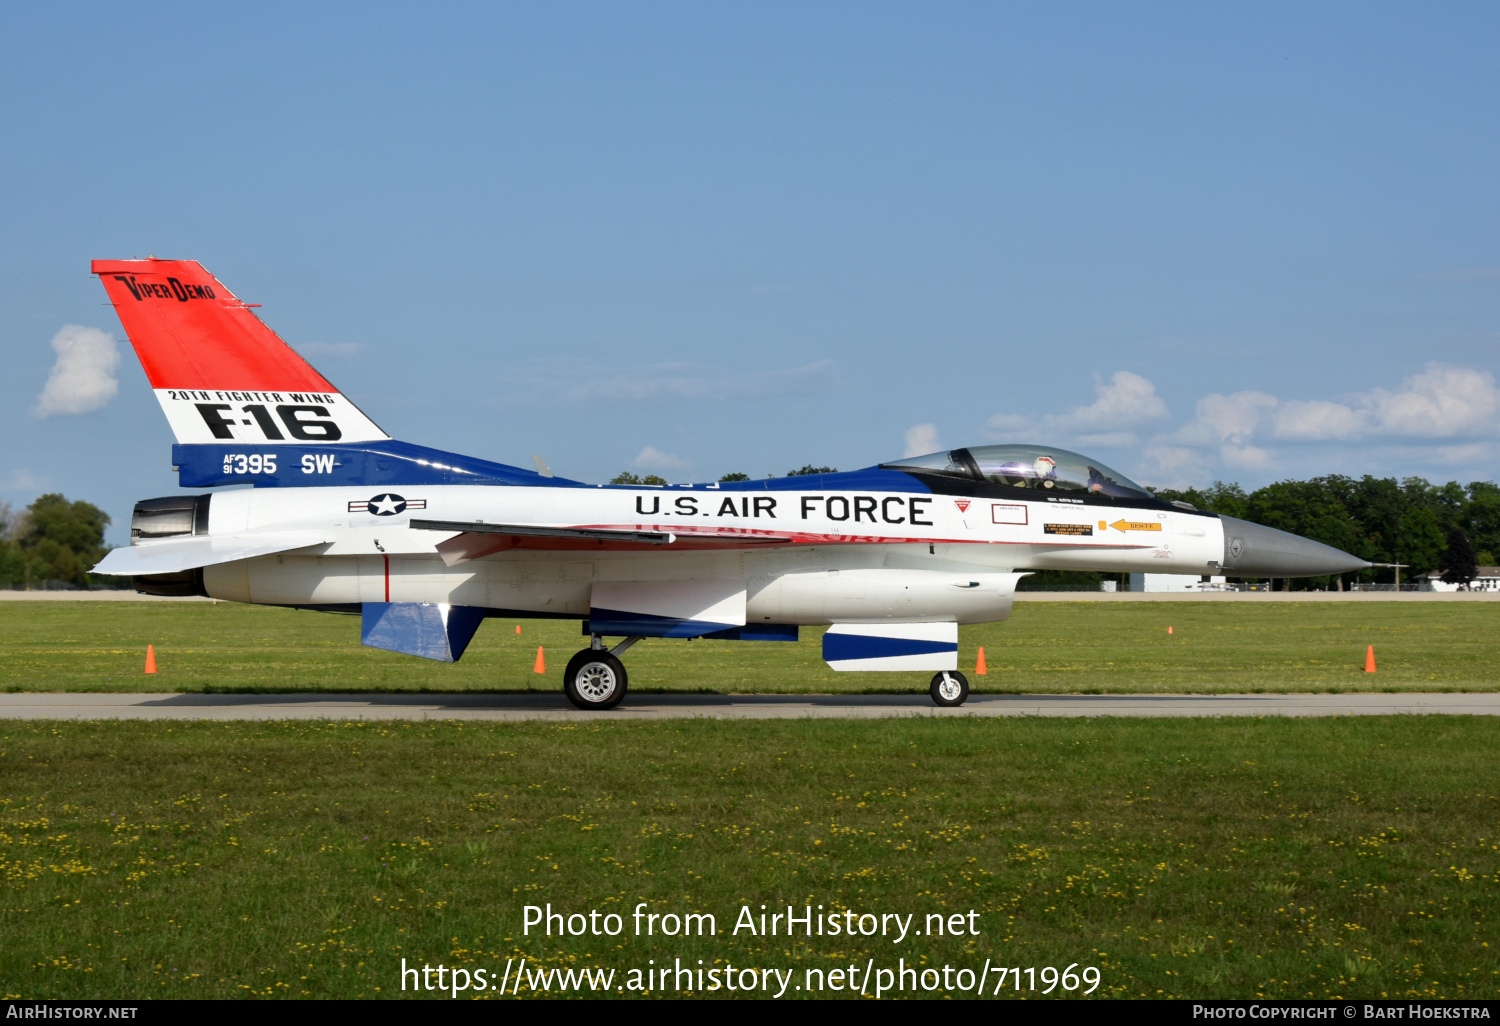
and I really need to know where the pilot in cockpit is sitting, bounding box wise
[881,445,1157,504]
[993,455,1059,488]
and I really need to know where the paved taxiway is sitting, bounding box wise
[1,692,1498,721]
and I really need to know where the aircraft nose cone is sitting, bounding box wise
[1220,515,1370,578]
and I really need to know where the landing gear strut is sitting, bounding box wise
[929,670,969,707]
[563,636,643,711]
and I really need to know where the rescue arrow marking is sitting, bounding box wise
[1109,520,1162,533]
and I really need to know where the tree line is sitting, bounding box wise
[1153,475,1498,587]
[0,495,115,589]
[1026,474,1496,591]
[610,466,837,485]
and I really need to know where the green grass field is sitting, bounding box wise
[0,599,1495,694]
[0,717,1496,1000]
[4,600,1496,1000]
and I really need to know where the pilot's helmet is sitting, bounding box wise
[1033,456,1058,486]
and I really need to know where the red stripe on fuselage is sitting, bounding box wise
[530,525,1160,550]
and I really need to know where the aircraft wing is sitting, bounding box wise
[410,519,792,567]
[93,534,330,576]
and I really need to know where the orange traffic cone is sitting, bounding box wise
[515,625,522,634]
[1167,625,1174,635]
[1364,646,1376,673]
[975,647,987,675]
[534,646,546,674]
[144,645,157,674]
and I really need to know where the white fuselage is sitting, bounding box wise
[191,483,1223,625]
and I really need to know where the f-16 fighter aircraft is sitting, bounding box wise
[91,259,1370,709]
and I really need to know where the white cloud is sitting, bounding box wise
[1435,442,1493,464]
[1175,364,1500,448]
[903,423,939,457]
[1143,362,1500,485]
[1070,371,1171,431]
[1142,445,1200,472]
[987,370,1170,447]
[1136,445,1210,486]
[1076,431,1140,449]
[632,446,689,471]
[1271,399,1366,441]
[519,359,838,405]
[32,325,120,418]
[1136,450,1214,491]
[298,342,362,358]
[1221,444,1273,469]
[1364,363,1500,437]
[1172,391,1277,447]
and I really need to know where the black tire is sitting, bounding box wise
[563,649,628,710]
[929,670,969,707]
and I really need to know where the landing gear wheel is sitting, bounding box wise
[564,650,628,710]
[929,670,969,707]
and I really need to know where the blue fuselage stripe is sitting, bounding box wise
[172,440,933,493]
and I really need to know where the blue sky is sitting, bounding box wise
[3,2,1499,543]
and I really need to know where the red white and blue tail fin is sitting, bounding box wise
[93,259,388,445]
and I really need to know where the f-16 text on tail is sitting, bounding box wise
[92,259,1369,709]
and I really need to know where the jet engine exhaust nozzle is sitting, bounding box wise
[1219,515,1370,578]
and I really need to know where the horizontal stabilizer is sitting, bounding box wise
[92,534,329,576]
[361,602,486,663]
[823,622,958,672]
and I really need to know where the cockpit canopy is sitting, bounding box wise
[882,445,1156,502]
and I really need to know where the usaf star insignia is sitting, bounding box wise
[348,494,427,516]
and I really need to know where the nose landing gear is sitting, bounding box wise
[563,635,643,711]
[929,670,969,707]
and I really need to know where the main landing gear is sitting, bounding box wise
[563,636,644,711]
[929,670,969,707]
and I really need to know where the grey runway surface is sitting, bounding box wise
[1,692,1499,721]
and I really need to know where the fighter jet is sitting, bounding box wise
[91,259,1370,709]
